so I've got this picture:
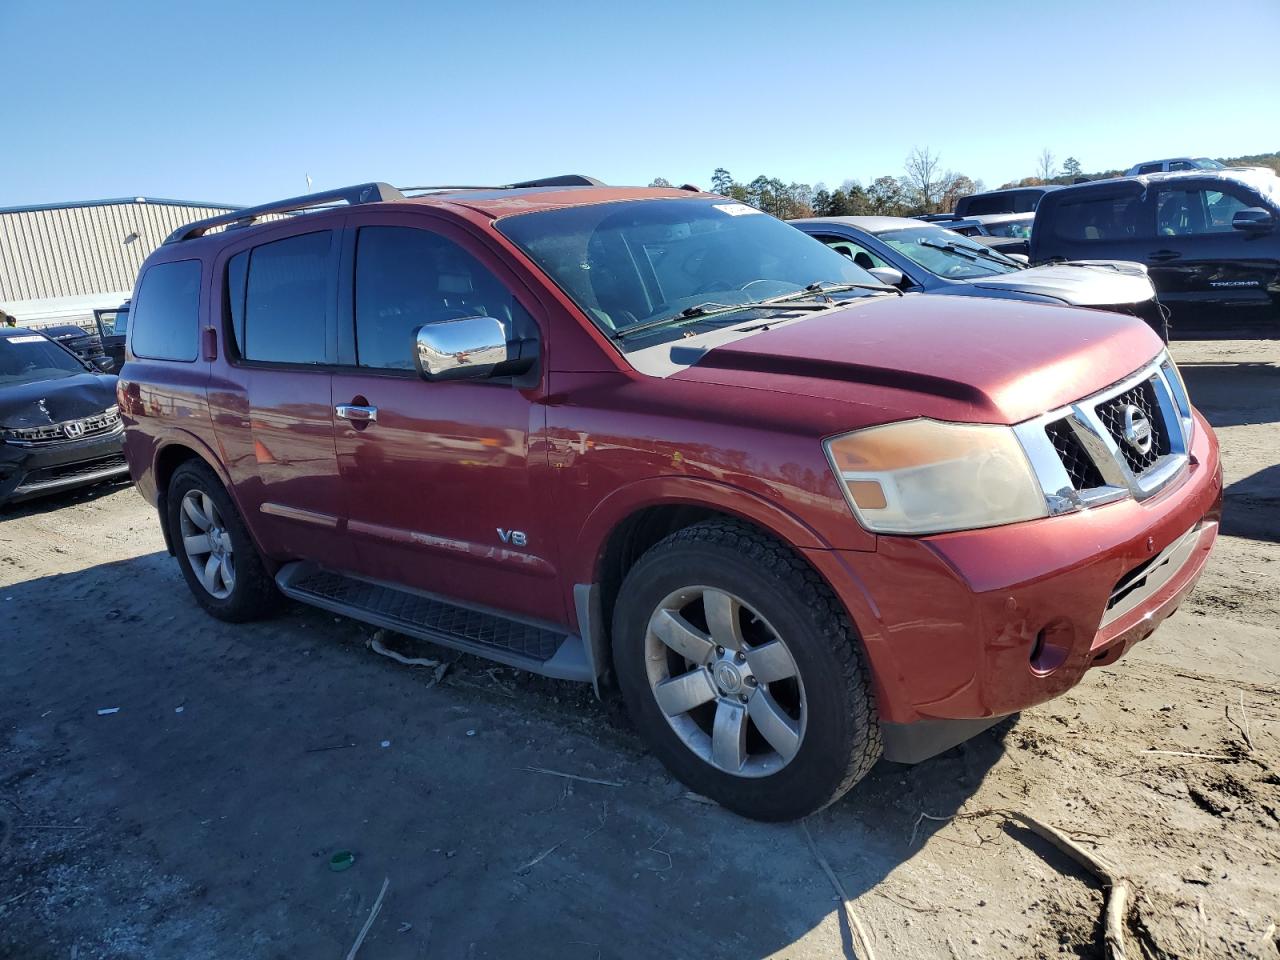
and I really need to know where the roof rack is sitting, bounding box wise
[398,174,606,194]
[163,182,404,244]
[163,175,606,244]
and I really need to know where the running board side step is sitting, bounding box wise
[275,563,593,683]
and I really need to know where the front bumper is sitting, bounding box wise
[0,428,128,504]
[804,409,1221,755]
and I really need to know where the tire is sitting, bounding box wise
[166,460,279,623]
[611,519,881,821]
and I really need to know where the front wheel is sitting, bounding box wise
[612,520,881,821]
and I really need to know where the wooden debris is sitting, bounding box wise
[345,876,390,960]
[524,766,625,788]
[801,820,878,960]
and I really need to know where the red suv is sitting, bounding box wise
[118,177,1222,821]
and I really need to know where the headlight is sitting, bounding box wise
[823,419,1048,534]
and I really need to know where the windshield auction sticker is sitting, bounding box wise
[713,203,762,217]
[4,335,44,343]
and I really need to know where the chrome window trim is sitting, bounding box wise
[1014,351,1191,517]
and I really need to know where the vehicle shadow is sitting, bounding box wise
[1177,360,1280,429]
[0,551,1006,960]
[1221,463,1280,543]
[0,476,133,521]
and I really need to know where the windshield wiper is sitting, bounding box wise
[613,280,901,341]
[615,292,850,341]
[921,239,1017,269]
[789,280,902,299]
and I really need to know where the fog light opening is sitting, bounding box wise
[1029,631,1045,663]
[1029,620,1072,675]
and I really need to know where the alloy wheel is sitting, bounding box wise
[644,586,806,778]
[179,489,236,600]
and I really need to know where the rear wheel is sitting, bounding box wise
[612,519,881,821]
[166,461,279,622]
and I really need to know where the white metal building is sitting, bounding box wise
[0,197,237,327]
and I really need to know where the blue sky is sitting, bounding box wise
[2,0,1278,207]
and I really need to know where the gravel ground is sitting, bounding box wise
[1,339,1277,960]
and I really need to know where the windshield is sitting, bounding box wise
[1195,158,1225,170]
[496,198,883,346]
[983,218,1034,239]
[0,333,86,385]
[874,225,1022,278]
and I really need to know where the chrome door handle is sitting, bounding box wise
[335,404,378,423]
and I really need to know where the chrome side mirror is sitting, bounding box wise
[867,266,905,287]
[414,316,510,381]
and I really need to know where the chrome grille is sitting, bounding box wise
[1,407,122,446]
[1044,419,1105,490]
[1095,378,1169,474]
[1014,352,1193,516]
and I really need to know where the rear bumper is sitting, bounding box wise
[804,409,1222,745]
[0,428,128,504]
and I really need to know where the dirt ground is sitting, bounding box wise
[1,339,1277,960]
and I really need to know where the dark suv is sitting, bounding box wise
[1031,170,1280,337]
[119,178,1222,820]
[955,185,1062,217]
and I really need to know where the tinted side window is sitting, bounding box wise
[354,227,534,371]
[1137,163,1163,174]
[1049,194,1144,241]
[1156,188,1251,235]
[130,260,201,362]
[816,236,888,270]
[243,231,332,364]
[961,195,1006,216]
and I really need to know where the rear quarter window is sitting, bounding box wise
[1048,193,1144,242]
[130,260,202,362]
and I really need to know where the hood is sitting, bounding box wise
[670,294,1164,425]
[0,373,118,429]
[965,261,1155,306]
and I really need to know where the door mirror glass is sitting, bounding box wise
[867,266,905,287]
[414,316,510,381]
[1232,207,1274,233]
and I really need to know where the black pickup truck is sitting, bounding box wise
[1030,170,1279,338]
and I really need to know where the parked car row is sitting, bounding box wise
[0,327,127,506]
[791,215,1169,339]
[930,167,1280,338]
[96,176,1221,821]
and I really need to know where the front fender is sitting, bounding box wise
[571,474,853,589]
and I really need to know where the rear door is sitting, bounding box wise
[209,221,347,561]
[329,214,564,624]
[1148,179,1279,335]
[1032,182,1152,266]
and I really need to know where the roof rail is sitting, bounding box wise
[509,174,605,187]
[163,182,404,244]
[398,174,606,194]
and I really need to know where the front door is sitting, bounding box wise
[1148,180,1279,336]
[330,218,563,624]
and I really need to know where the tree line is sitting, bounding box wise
[650,147,982,219]
[648,147,1280,218]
